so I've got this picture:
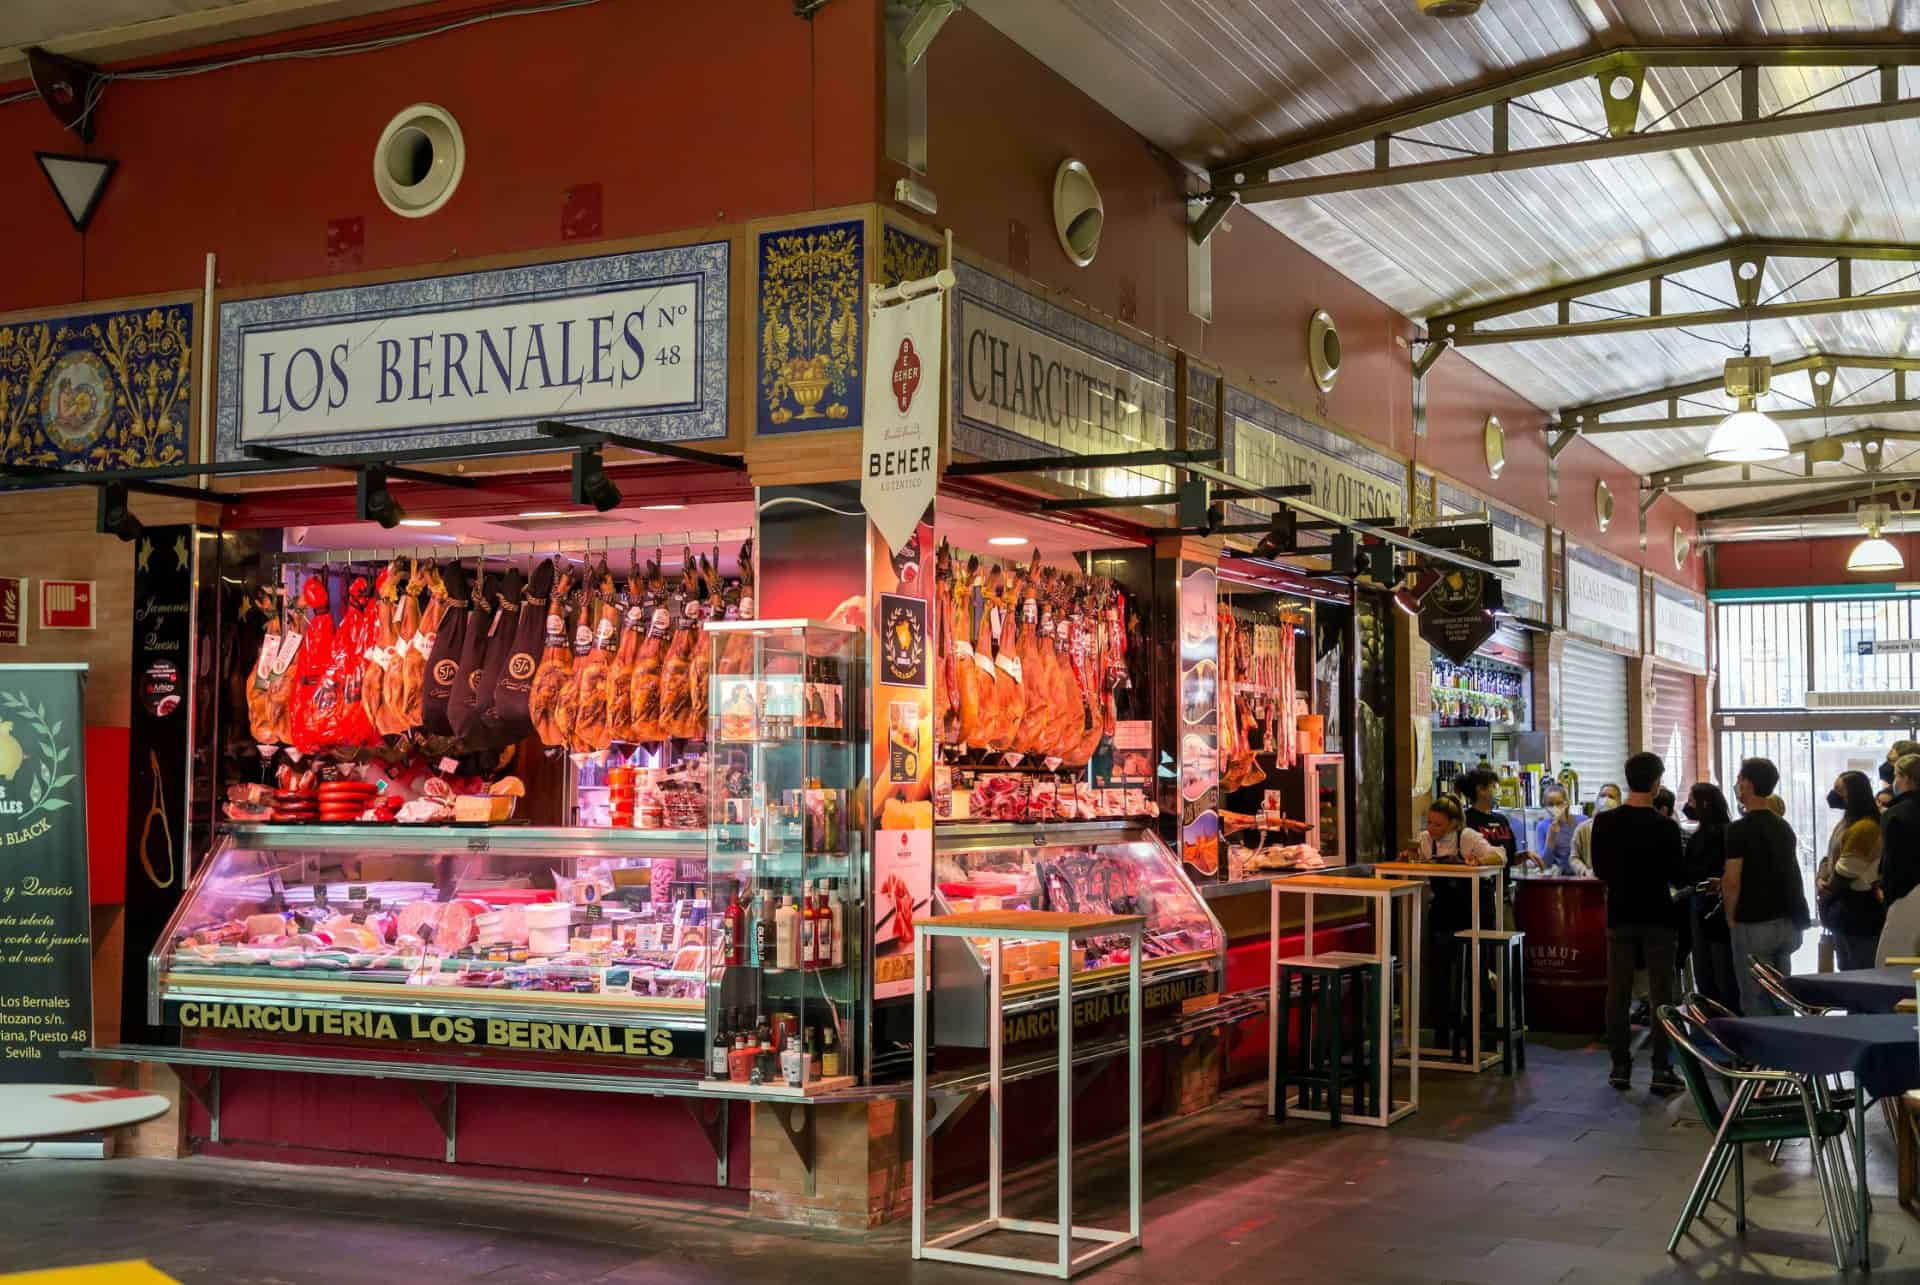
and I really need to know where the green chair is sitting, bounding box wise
[1658,1005,1855,1270]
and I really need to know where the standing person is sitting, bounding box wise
[1457,768,1516,865]
[1531,785,1581,874]
[1816,770,1884,970]
[1591,752,1684,1093]
[1724,757,1812,1017]
[1571,791,1619,876]
[1879,754,1920,908]
[1680,783,1738,1013]
[1403,797,1504,1056]
[1653,788,1676,819]
[1875,755,1920,963]
[1596,783,1624,809]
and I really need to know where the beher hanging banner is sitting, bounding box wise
[861,291,942,555]
[1416,522,1497,665]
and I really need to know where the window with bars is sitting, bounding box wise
[1810,598,1916,693]
[1714,601,1806,710]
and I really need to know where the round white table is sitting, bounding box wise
[0,1084,172,1142]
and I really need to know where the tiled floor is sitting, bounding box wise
[2,1035,1914,1283]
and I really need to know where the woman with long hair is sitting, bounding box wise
[1678,782,1738,1012]
[1817,769,1884,970]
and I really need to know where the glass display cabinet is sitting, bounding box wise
[928,821,1225,1047]
[701,619,866,1090]
[150,825,714,1058]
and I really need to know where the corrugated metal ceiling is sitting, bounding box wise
[977,0,1920,511]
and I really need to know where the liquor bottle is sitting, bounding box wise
[799,885,818,969]
[821,1022,841,1077]
[724,884,747,967]
[806,1025,822,1080]
[826,879,846,968]
[746,890,766,967]
[775,895,800,969]
[728,1031,753,1083]
[812,880,833,969]
[709,1011,731,1078]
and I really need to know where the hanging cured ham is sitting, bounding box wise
[955,557,991,750]
[549,572,590,749]
[401,562,447,731]
[606,556,648,743]
[673,550,718,741]
[443,568,496,740]
[718,539,756,676]
[334,574,380,749]
[980,567,1021,752]
[628,560,672,742]
[572,562,619,753]
[934,542,960,751]
[528,568,575,747]
[1009,560,1047,756]
[248,586,300,747]
[656,550,699,741]
[464,568,525,745]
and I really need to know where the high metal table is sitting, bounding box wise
[912,909,1145,1280]
[1374,861,1506,1073]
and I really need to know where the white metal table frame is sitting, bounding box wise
[1375,862,1505,1074]
[911,916,1145,1279]
[1268,877,1423,1127]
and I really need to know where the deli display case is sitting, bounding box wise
[149,824,714,1059]
[928,821,1225,1046]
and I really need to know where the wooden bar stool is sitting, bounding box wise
[1275,954,1379,1125]
[1456,928,1526,1074]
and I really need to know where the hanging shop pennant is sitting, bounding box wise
[1415,522,1497,665]
[861,288,943,554]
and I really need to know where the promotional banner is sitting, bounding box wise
[1416,523,1496,665]
[871,510,935,1004]
[1651,579,1709,672]
[1565,542,1641,651]
[120,525,200,1044]
[861,292,941,555]
[0,663,92,1084]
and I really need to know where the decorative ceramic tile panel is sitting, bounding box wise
[0,302,192,469]
[756,219,864,434]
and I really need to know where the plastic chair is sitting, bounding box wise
[1659,1005,1856,1269]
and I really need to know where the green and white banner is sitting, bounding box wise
[0,663,91,1083]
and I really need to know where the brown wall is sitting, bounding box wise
[0,489,199,728]
[1712,530,1920,590]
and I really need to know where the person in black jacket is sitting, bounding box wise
[1680,782,1737,1013]
[1724,757,1813,1018]
[1816,770,1884,971]
[1881,755,1920,904]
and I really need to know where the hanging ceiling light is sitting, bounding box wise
[1706,402,1790,463]
[1847,503,1905,573]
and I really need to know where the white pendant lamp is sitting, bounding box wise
[1847,503,1905,573]
[1705,401,1790,463]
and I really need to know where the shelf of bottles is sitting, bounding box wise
[1430,656,1527,731]
[700,620,864,1090]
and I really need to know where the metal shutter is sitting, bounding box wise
[1559,639,1629,805]
[1649,665,1698,788]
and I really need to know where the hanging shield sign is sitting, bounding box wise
[861,292,943,554]
[1416,522,1496,664]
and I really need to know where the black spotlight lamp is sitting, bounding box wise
[1355,541,1395,585]
[357,467,404,529]
[1327,530,1356,576]
[96,482,142,542]
[1252,507,1298,559]
[1393,565,1441,616]
[572,446,621,512]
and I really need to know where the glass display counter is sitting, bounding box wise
[150,825,714,1060]
[928,821,1224,1046]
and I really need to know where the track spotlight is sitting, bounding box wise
[572,446,621,512]
[1355,542,1395,585]
[1393,566,1441,616]
[1328,530,1356,576]
[1251,507,1298,559]
[96,482,142,542]
[357,467,404,529]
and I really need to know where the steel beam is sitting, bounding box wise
[1576,398,1920,433]
[1559,353,1920,427]
[1430,240,1920,345]
[1664,469,1920,493]
[1210,44,1920,204]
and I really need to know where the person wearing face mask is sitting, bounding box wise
[1530,785,1581,874]
[1816,770,1884,970]
[1570,790,1618,876]
[1678,783,1738,1013]
[1878,754,1920,907]
[1724,757,1812,1018]
[1591,752,1684,1093]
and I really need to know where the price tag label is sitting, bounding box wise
[349,885,367,902]
[314,884,329,906]
[466,837,490,853]
[586,902,605,921]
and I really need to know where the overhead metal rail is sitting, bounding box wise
[1206,44,1920,204]
[1427,240,1920,347]
[1556,353,1920,434]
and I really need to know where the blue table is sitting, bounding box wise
[1784,966,1918,1015]
[1710,1014,1920,1269]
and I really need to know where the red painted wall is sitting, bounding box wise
[0,0,879,310]
[1712,532,1920,590]
[903,10,1700,589]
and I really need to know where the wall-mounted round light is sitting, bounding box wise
[1673,526,1690,569]
[1595,479,1614,532]
[1483,415,1505,479]
[1309,310,1342,392]
[1052,159,1103,268]
[374,103,465,219]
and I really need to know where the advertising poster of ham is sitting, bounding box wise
[871,513,935,1002]
[1177,563,1221,880]
[872,825,932,1000]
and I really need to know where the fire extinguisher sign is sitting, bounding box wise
[39,580,95,631]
